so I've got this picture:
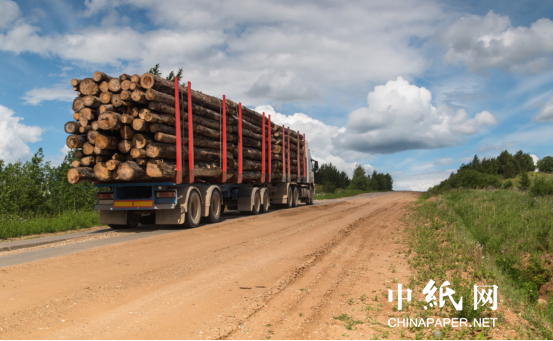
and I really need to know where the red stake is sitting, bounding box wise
[184,81,194,184]
[261,112,266,183]
[175,77,182,184]
[268,115,271,182]
[287,127,290,181]
[282,125,285,179]
[237,103,243,183]
[303,133,306,178]
[297,130,300,181]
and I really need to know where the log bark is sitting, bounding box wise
[98,112,122,130]
[129,82,142,91]
[93,72,112,83]
[95,135,118,150]
[118,140,133,153]
[132,133,154,149]
[145,88,175,105]
[111,94,132,107]
[131,89,149,104]
[150,123,175,134]
[146,142,176,158]
[130,148,148,159]
[136,158,148,166]
[83,96,102,108]
[132,119,150,132]
[119,125,135,140]
[83,142,95,155]
[79,78,99,96]
[99,104,115,113]
[64,121,80,134]
[74,150,84,159]
[117,161,146,181]
[81,156,95,166]
[94,162,112,181]
[67,167,96,184]
[111,153,127,161]
[108,78,121,93]
[148,101,176,116]
[66,135,86,148]
[95,156,110,164]
[94,146,115,156]
[79,125,92,134]
[146,159,176,178]
[120,74,132,81]
[120,114,134,125]
[142,109,175,125]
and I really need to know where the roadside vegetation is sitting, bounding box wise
[0,149,98,239]
[314,162,393,200]
[403,150,553,339]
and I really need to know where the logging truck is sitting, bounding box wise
[84,75,316,229]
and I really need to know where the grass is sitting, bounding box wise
[314,189,388,200]
[408,189,553,339]
[0,211,99,240]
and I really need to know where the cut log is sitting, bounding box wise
[117,161,146,181]
[99,81,109,93]
[71,160,81,168]
[131,90,149,104]
[94,162,112,181]
[120,90,132,101]
[95,135,118,150]
[142,109,175,125]
[94,146,115,156]
[108,78,121,93]
[120,114,134,125]
[111,153,127,161]
[81,156,95,166]
[146,142,176,158]
[111,94,132,107]
[97,112,121,130]
[121,79,131,91]
[146,159,176,178]
[95,156,109,164]
[83,96,102,108]
[148,101,176,116]
[91,121,99,130]
[71,79,81,87]
[72,86,78,91]
[129,82,143,91]
[67,167,96,184]
[78,125,92,133]
[118,140,133,153]
[119,125,135,140]
[73,97,85,112]
[132,133,154,149]
[99,104,115,113]
[129,107,141,118]
[99,92,112,104]
[120,74,132,81]
[80,108,95,120]
[154,132,176,144]
[93,71,112,83]
[132,119,150,132]
[79,78,99,96]
[72,112,80,120]
[106,159,122,171]
[66,135,86,148]
[87,130,99,144]
[145,88,175,105]
[83,142,95,155]
[150,123,175,135]
[64,121,80,134]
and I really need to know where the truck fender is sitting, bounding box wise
[181,186,202,214]
[156,186,196,225]
[237,186,260,212]
[197,185,222,217]
[270,182,290,205]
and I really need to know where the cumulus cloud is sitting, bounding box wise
[0,0,444,104]
[438,11,553,73]
[535,95,553,121]
[392,169,454,191]
[22,85,75,105]
[0,0,20,30]
[334,77,498,154]
[0,105,42,162]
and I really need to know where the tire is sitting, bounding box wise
[109,224,129,229]
[127,211,141,228]
[307,186,314,205]
[204,190,222,224]
[184,191,202,228]
[286,186,293,208]
[251,191,261,215]
[140,213,156,226]
[260,190,270,213]
[292,187,299,207]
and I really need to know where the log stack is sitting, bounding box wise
[65,72,306,184]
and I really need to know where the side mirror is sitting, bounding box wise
[313,160,319,172]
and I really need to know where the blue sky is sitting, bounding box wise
[0,0,552,190]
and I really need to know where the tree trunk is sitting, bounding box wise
[135,158,148,166]
[66,135,86,148]
[99,104,115,113]
[91,121,99,131]
[111,153,127,161]
[73,97,85,112]
[99,81,109,93]
[120,90,131,101]
[94,146,115,156]
[74,150,84,159]
[132,133,154,149]
[131,74,140,83]
[145,88,175,105]
[99,92,111,104]
[130,148,148,159]
[95,135,118,150]
[79,125,92,134]
[120,74,132,81]
[71,160,81,168]
[83,142,95,155]
[120,114,134,125]
[83,96,102,108]
[117,161,147,181]
[108,78,121,93]
[150,123,175,134]
[94,162,112,181]
[67,167,96,184]
[121,80,131,91]
[148,101,176,116]
[72,112,80,121]
[132,119,150,132]
[111,94,132,108]
[143,109,175,125]
[131,90,149,104]
[80,108,95,120]
[93,71,112,83]
[146,159,177,178]
[81,156,95,166]
[71,79,81,87]
[79,78,99,96]
[129,82,142,91]
[64,121,80,134]
[98,112,121,130]
[146,142,176,158]
[154,132,176,144]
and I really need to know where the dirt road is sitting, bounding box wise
[0,191,419,339]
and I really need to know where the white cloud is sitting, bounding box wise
[0,105,42,162]
[334,77,498,154]
[535,95,553,121]
[530,154,539,172]
[434,158,454,166]
[0,0,20,30]
[392,169,454,191]
[439,11,553,73]
[22,85,76,105]
[0,0,445,104]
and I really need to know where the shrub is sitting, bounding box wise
[502,179,513,189]
[538,156,553,173]
[519,171,531,190]
[321,182,337,194]
[530,176,553,196]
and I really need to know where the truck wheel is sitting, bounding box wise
[251,191,261,215]
[307,191,314,205]
[184,191,202,228]
[260,190,270,213]
[204,190,222,224]
[127,211,141,228]
[292,187,299,207]
[286,187,293,208]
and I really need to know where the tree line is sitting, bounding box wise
[0,149,97,218]
[314,162,393,193]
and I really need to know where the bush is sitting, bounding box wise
[530,176,553,196]
[502,179,513,189]
[538,156,553,173]
[321,182,337,194]
[429,169,502,194]
[519,171,531,190]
